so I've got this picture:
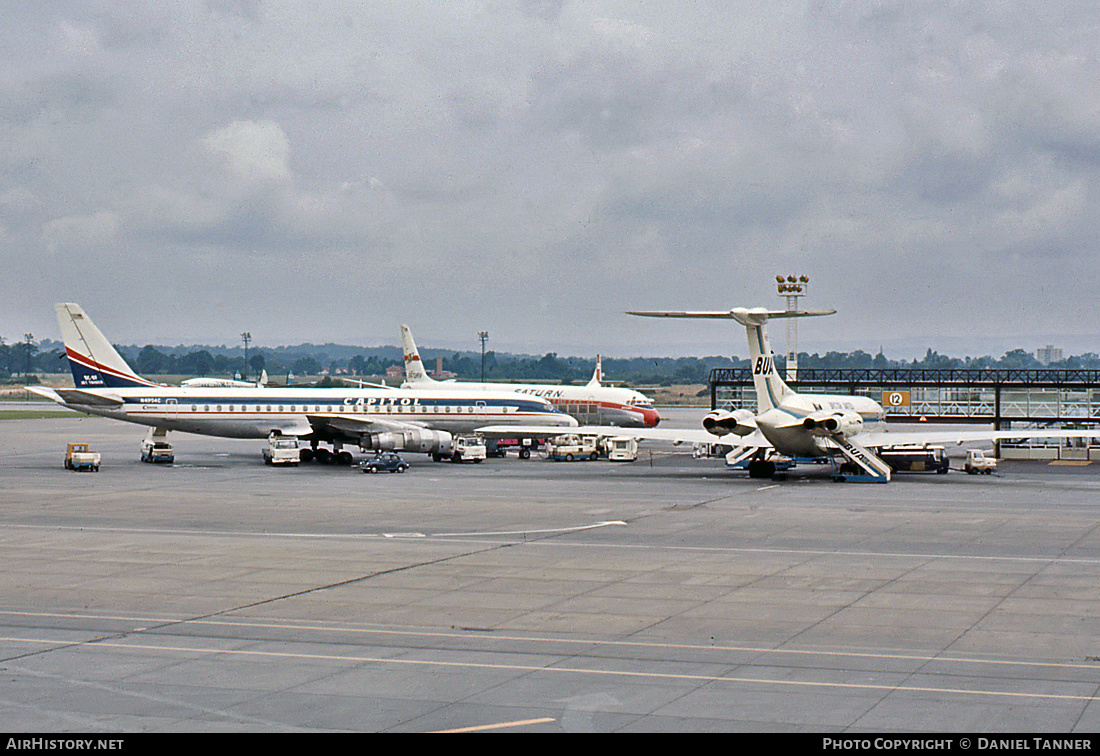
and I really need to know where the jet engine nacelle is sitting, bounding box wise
[364,429,453,454]
[703,408,758,437]
[802,410,863,438]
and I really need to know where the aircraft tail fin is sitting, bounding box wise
[627,306,835,413]
[742,320,793,413]
[586,354,603,388]
[55,303,154,388]
[400,324,435,384]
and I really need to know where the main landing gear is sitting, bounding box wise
[299,442,355,466]
[747,458,776,478]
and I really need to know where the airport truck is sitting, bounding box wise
[546,434,600,461]
[485,437,540,459]
[879,445,950,474]
[604,436,638,462]
[64,443,100,472]
[432,435,487,463]
[964,449,997,474]
[262,433,301,466]
[140,437,175,464]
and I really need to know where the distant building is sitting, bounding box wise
[385,365,404,379]
[431,355,457,380]
[1036,345,1063,365]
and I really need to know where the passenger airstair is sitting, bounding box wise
[830,436,893,483]
[724,445,760,468]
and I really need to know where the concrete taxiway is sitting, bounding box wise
[1,409,1099,732]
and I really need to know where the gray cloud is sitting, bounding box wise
[2,1,1099,359]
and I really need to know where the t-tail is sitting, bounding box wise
[730,308,799,413]
[400,324,435,385]
[626,305,835,413]
[55,303,156,388]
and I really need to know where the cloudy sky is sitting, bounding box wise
[3,1,1099,359]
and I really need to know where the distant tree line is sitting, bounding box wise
[4,334,1100,384]
[0,335,53,382]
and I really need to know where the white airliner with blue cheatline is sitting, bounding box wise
[28,304,576,464]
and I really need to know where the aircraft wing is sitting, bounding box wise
[857,427,1100,449]
[305,413,429,438]
[475,423,770,448]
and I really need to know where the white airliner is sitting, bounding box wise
[181,370,266,388]
[399,324,661,428]
[29,304,576,464]
[484,306,1100,482]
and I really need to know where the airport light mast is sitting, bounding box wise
[776,275,809,381]
[23,333,34,377]
[241,332,252,380]
[478,331,489,382]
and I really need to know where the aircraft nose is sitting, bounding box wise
[643,408,661,427]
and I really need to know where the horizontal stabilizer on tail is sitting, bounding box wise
[54,388,125,407]
[628,308,836,322]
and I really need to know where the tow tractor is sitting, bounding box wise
[964,449,997,474]
[65,443,101,472]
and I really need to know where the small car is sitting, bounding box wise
[359,452,410,474]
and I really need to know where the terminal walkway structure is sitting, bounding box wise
[709,367,1100,461]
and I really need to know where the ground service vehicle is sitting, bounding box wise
[140,438,175,463]
[486,438,540,459]
[605,436,638,461]
[965,449,997,474]
[262,433,301,466]
[360,452,410,474]
[64,443,101,472]
[432,435,486,463]
[879,445,949,474]
[546,434,600,461]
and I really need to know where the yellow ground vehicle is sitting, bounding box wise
[64,443,101,472]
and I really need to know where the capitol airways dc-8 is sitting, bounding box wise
[29,304,576,464]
